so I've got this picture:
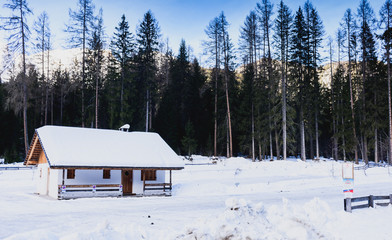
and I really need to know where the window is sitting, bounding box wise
[141,170,156,181]
[103,169,111,179]
[67,169,75,179]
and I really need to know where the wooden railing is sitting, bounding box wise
[344,194,392,212]
[143,183,172,192]
[58,184,122,199]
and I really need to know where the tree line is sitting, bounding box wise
[1,0,392,164]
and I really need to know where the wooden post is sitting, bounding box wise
[345,198,352,212]
[170,170,172,191]
[62,169,65,185]
[143,170,146,194]
[369,195,374,208]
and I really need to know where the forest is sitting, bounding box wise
[0,0,391,164]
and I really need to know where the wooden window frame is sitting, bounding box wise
[67,169,75,179]
[141,170,157,181]
[103,169,111,179]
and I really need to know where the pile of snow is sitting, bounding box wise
[177,197,335,240]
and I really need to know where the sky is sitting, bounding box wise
[0,0,386,67]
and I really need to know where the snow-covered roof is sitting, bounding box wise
[25,126,184,169]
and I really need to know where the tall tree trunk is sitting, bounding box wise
[45,35,50,126]
[274,127,280,159]
[310,132,314,159]
[252,103,255,161]
[342,115,346,161]
[51,89,54,124]
[300,106,306,161]
[387,11,392,164]
[214,33,219,157]
[95,65,99,129]
[347,27,358,164]
[269,128,273,160]
[145,89,149,132]
[120,66,124,122]
[81,0,87,128]
[60,85,63,125]
[20,3,28,156]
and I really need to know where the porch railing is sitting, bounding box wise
[58,184,122,199]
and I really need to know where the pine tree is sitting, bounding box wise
[33,11,51,125]
[204,16,222,157]
[110,14,135,123]
[219,12,235,158]
[88,8,104,129]
[257,0,275,161]
[65,0,95,128]
[239,10,259,161]
[308,3,324,160]
[274,0,292,160]
[291,7,307,161]
[3,0,32,156]
[357,0,376,164]
[341,8,359,163]
[380,0,392,164]
[136,10,161,132]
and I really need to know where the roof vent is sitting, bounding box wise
[119,124,130,132]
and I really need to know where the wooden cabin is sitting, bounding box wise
[24,126,184,199]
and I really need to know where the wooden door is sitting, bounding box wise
[121,170,133,195]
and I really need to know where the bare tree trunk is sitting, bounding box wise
[45,35,50,126]
[60,84,63,125]
[310,133,314,159]
[252,103,255,161]
[145,89,149,132]
[270,128,273,160]
[281,46,287,161]
[274,127,280,159]
[387,11,392,165]
[225,77,233,157]
[300,106,306,161]
[347,33,358,164]
[95,66,99,129]
[342,116,346,161]
[81,0,87,128]
[20,3,28,156]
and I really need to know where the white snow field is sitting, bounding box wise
[1,157,392,240]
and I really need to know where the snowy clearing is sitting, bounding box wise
[1,157,392,239]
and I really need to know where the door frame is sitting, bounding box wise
[121,170,133,195]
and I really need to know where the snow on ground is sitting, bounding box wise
[1,157,392,239]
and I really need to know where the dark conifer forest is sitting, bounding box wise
[1,0,392,164]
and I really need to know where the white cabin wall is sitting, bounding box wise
[36,163,49,195]
[48,169,59,199]
[62,169,121,185]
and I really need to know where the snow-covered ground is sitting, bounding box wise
[1,157,392,239]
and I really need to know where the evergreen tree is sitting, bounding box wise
[3,0,32,156]
[65,0,95,127]
[239,10,259,160]
[33,11,51,125]
[357,0,376,164]
[88,8,104,128]
[380,0,392,164]
[290,7,307,161]
[110,14,135,124]
[136,10,161,132]
[204,16,222,157]
[219,12,235,158]
[274,0,292,160]
[341,8,359,163]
